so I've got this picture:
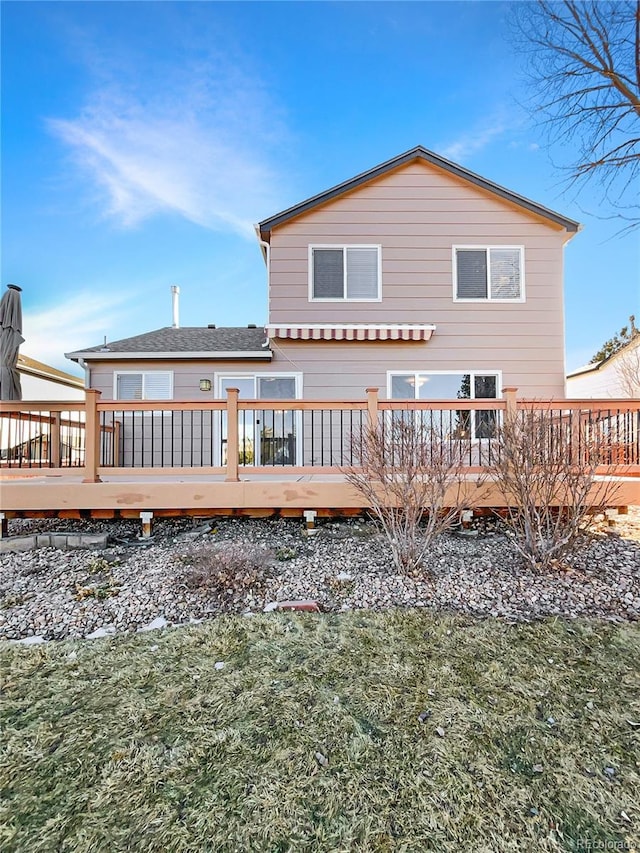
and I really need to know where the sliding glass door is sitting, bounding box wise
[218,375,300,466]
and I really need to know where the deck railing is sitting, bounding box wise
[1,388,639,482]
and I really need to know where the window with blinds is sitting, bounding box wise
[454,246,523,301]
[115,371,173,400]
[310,246,380,300]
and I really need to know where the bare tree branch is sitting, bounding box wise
[513,1,640,221]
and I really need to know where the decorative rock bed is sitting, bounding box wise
[1,511,639,642]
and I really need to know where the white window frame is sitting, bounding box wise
[113,370,174,401]
[452,245,525,303]
[215,372,303,400]
[215,372,303,466]
[386,369,502,440]
[308,244,382,302]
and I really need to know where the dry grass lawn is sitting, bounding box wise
[1,612,639,852]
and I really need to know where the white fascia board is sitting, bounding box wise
[566,362,602,379]
[19,366,84,388]
[65,350,273,361]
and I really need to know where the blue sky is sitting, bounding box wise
[2,0,638,376]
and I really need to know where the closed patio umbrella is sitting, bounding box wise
[0,284,24,401]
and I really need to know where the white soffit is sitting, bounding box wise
[266,324,436,342]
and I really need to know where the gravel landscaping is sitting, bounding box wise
[1,509,639,641]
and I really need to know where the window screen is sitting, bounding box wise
[313,249,344,298]
[474,374,498,438]
[116,374,142,400]
[456,250,487,298]
[474,375,497,399]
[258,377,296,399]
[390,374,415,399]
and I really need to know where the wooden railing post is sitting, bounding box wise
[366,387,379,431]
[50,412,61,468]
[82,389,102,483]
[225,388,240,482]
[570,408,583,465]
[503,387,518,419]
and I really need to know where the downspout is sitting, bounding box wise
[78,357,90,390]
[254,225,271,343]
[257,236,270,269]
[254,224,270,270]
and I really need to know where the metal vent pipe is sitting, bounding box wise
[171,285,180,328]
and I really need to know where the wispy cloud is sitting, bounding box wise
[48,61,290,238]
[438,109,541,164]
[439,119,510,163]
[23,291,130,369]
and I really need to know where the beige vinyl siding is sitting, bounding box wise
[86,341,563,402]
[88,360,285,400]
[267,160,569,397]
[268,341,564,399]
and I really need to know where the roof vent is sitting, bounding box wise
[207,324,216,329]
[247,324,257,329]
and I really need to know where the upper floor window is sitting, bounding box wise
[453,246,524,301]
[309,245,381,301]
[114,371,173,400]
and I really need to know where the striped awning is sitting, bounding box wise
[266,324,436,342]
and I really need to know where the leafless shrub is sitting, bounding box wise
[488,405,621,570]
[344,416,481,575]
[181,542,274,598]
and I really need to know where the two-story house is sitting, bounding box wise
[66,146,580,466]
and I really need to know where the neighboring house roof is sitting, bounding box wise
[18,354,84,389]
[566,334,640,379]
[66,327,272,361]
[258,145,581,240]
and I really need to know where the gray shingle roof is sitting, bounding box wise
[66,327,269,358]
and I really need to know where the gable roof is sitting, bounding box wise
[258,145,581,239]
[66,327,271,362]
[567,333,640,379]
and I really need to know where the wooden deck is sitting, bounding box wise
[1,390,639,517]
[2,470,638,519]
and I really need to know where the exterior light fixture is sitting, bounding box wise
[199,379,212,392]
